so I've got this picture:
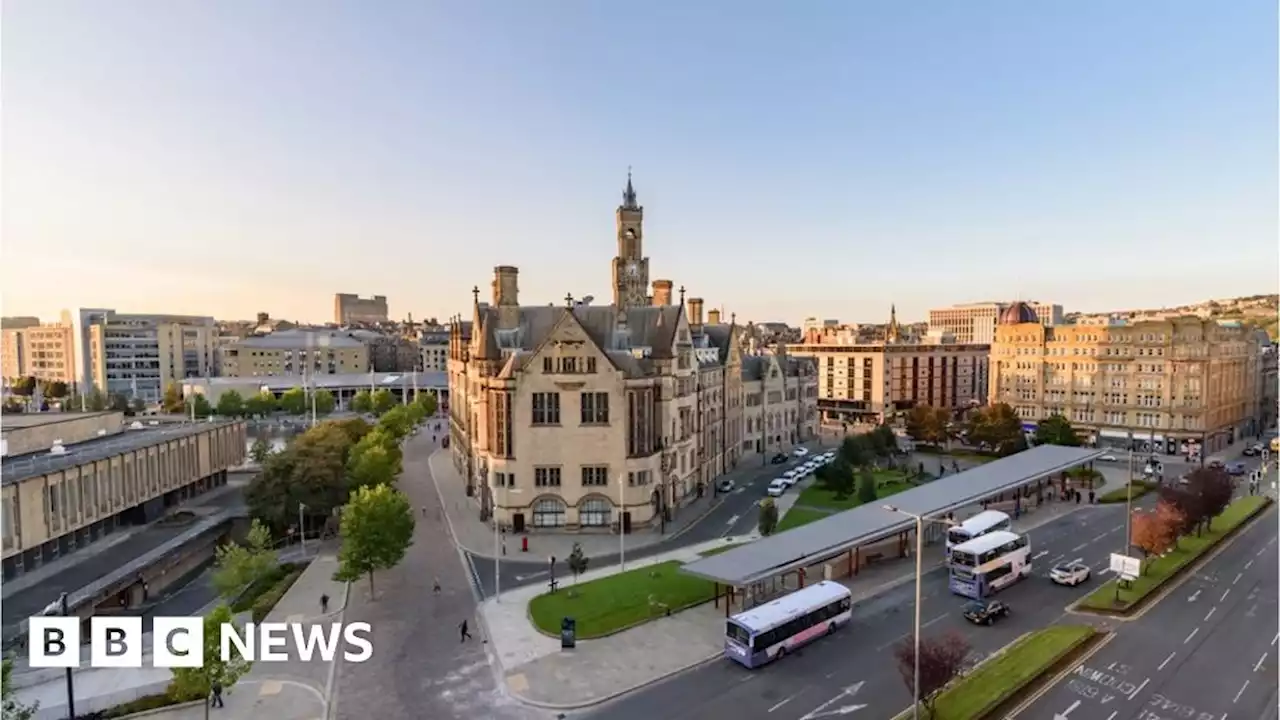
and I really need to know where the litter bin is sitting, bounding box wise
[560,617,576,649]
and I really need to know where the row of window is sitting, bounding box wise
[519,465,652,489]
[542,355,598,374]
[532,391,610,425]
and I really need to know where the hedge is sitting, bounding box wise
[231,561,303,614]
[1097,481,1155,504]
[252,566,306,623]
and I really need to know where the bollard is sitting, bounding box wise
[522,536,528,552]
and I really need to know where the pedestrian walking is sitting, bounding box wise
[1088,490,1095,504]
[1075,489,1082,504]
[422,506,428,517]
[433,577,442,594]
[320,593,329,614]
[459,619,472,643]
[210,681,224,708]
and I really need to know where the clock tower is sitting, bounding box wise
[612,171,650,309]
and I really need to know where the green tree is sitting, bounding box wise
[110,392,131,412]
[856,470,878,505]
[377,405,413,441]
[185,394,213,418]
[371,388,396,415]
[85,388,109,411]
[279,387,308,416]
[249,438,273,464]
[211,520,278,600]
[162,383,186,413]
[40,380,69,399]
[216,390,245,418]
[567,542,589,584]
[332,417,373,446]
[334,484,415,595]
[413,392,438,418]
[245,421,358,533]
[839,434,873,468]
[817,459,856,499]
[350,390,373,414]
[348,430,402,489]
[2,656,39,720]
[314,389,336,415]
[1033,414,1080,447]
[244,391,277,417]
[965,403,1025,456]
[168,604,253,720]
[129,397,146,414]
[758,498,779,536]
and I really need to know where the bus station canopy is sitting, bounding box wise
[680,445,1103,587]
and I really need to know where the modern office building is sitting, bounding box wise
[929,301,1064,344]
[419,330,450,372]
[0,411,246,581]
[988,303,1260,455]
[333,294,389,325]
[790,307,990,426]
[76,310,218,403]
[2,315,77,384]
[219,329,370,378]
[446,175,817,532]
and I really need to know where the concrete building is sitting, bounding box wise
[76,310,218,403]
[346,330,420,372]
[2,318,77,384]
[989,303,1260,456]
[790,306,990,426]
[182,371,447,409]
[419,330,450,372]
[929,301,1064,344]
[0,411,246,581]
[447,176,817,532]
[219,329,370,377]
[1255,334,1277,433]
[334,294,389,325]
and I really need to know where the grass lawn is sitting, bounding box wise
[927,625,1095,720]
[777,506,831,532]
[527,560,715,638]
[796,471,914,511]
[1080,496,1271,612]
[699,541,750,557]
[1097,481,1154,504]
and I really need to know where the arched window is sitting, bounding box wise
[579,497,612,527]
[532,498,566,528]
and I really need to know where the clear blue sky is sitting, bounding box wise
[4,1,1276,325]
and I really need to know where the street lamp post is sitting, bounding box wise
[618,472,627,571]
[299,502,307,555]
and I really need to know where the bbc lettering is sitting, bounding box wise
[29,617,373,668]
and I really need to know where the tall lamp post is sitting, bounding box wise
[882,505,955,720]
[36,593,76,718]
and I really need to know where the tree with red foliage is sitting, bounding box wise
[893,630,971,718]
[1131,505,1180,561]
[1157,484,1204,536]
[1183,467,1234,531]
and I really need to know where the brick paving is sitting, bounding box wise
[331,430,543,720]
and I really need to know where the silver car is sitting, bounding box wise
[1049,561,1091,586]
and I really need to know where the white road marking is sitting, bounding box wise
[514,570,548,581]
[1049,554,1065,565]
[1244,559,1254,569]
[1221,589,1231,602]
[1130,677,1149,700]
[1204,607,1216,621]
[1234,572,1243,585]
[1272,633,1278,646]
[1158,652,1176,671]
[1255,653,1268,672]
[1057,700,1081,718]
[798,682,866,720]
[1033,551,1049,560]
[768,694,796,712]
[1091,532,1108,542]
[726,514,740,526]
[1071,543,1088,552]
[923,613,948,629]
[1184,628,1199,644]
[1188,590,1201,602]
[1070,557,1084,566]
[1106,712,1118,720]
[1235,680,1249,703]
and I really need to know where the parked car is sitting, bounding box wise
[716,478,736,493]
[1227,461,1247,476]
[793,447,810,457]
[1209,460,1225,470]
[771,453,789,465]
[1049,561,1091,587]
[766,479,788,497]
[963,600,1011,626]
[1243,446,1260,457]
[1098,454,1119,462]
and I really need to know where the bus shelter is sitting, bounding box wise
[679,445,1104,616]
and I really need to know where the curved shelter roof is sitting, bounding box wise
[680,444,1102,587]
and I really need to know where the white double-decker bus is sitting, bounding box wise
[723,580,853,668]
[946,510,1012,554]
[948,530,1031,599]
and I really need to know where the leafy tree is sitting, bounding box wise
[404,398,427,426]
[413,392,438,418]
[377,405,413,441]
[244,391,277,417]
[245,421,358,532]
[162,383,186,413]
[211,519,278,600]
[1034,414,1080,447]
[334,484,415,595]
[130,397,145,414]
[868,424,899,456]
[817,459,856,499]
[839,434,873,468]
[758,498,779,535]
[248,438,273,464]
[215,390,245,418]
[893,630,971,718]
[2,656,39,720]
[10,376,35,396]
[350,390,374,414]
[905,406,949,445]
[40,380,69,399]
[279,387,308,416]
[332,417,373,445]
[1,399,22,414]
[348,430,402,489]
[168,604,253,720]
[185,394,213,419]
[1184,467,1233,531]
[1130,506,1179,561]
[567,542,589,583]
[314,389,336,415]
[1157,485,1205,537]
[965,403,1025,456]
[371,388,396,415]
[856,470,878,505]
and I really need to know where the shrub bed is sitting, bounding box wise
[251,565,306,623]
[230,561,303,614]
[102,689,203,718]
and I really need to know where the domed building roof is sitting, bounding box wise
[999,301,1039,325]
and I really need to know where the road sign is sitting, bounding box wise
[1109,553,1141,580]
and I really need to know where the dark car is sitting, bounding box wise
[771,453,788,464]
[962,600,1010,626]
[1227,461,1247,476]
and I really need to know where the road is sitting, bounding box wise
[579,502,1142,720]
[1015,503,1278,720]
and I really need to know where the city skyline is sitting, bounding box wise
[4,1,1276,324]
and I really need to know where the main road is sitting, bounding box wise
[580,501,1141,720]
[1014,502,1278,720]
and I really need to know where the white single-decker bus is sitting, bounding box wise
[946,510,1012,553]
[948,530,1031,599]
[723,580,853,668]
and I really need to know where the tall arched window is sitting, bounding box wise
[579,497,612,527]
[532,498,566,528]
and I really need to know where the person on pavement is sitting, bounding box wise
[459,619,472,643]
[321,593,329,614]
[210,681,224,708]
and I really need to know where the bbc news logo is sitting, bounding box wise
[29,617,373,668]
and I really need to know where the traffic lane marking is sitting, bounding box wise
[1233,680,1249,703]
[1158,651,1176,671]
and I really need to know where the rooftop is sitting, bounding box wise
[0,412,118,432]
[1,421,240,486]
[679,444,1103,587]
[185,371,448,391]
[230,329,366,349]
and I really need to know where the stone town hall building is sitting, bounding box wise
[447,175,818,532]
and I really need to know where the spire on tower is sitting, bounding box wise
[622,167,638,209]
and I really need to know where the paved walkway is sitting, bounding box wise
[429,439,831,562]
[483,478,1103,710]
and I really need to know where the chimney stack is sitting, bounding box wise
[688,298,704,328]
[651,279,674,307]
[707,309,721,325]
[492,266,519,307]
